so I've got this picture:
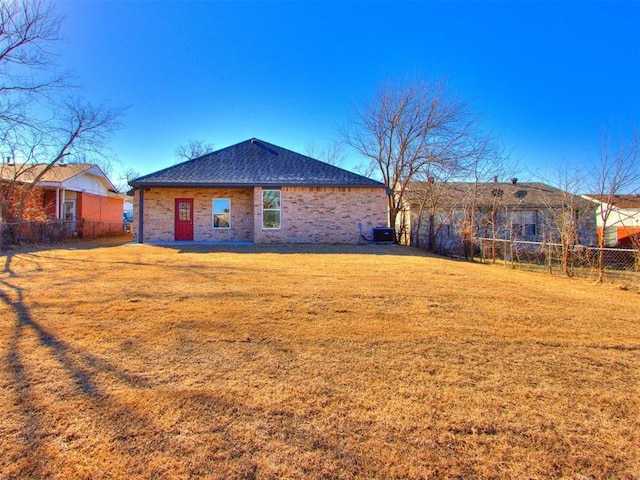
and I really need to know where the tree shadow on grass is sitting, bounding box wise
[1,278,151,394]
[8,250,242,283]
[0,274,375,477]
[3,252,15,276]
[2,251,43,276]
[0,277,160,477]
[4,297,45,478]
[0,235,132,255]
[0,259,381,478]
[151,242,450,259]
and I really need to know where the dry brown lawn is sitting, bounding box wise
[0,238,638,479]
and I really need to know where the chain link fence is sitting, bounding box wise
[477,237,639,284]
[1,220,131,246]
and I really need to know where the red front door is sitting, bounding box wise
[175,198,194,241]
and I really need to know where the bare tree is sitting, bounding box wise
[406,129,508,253]
[174,139,214,162]
[409,172,451,251]
[628,231,640,275]
[0,0,121,242]
[408,148,471,250]
[304,141,345,166]
[590,129,639,282]
[342,79,485,242]
[457,134,509,259]
[540,167,593,277]
[110,166,140,195]
[0,0,65,130]
[124,167,140,185]
[1,101,120,239]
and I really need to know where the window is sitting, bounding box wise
[63,200,76,222]
[262,190,281,229]
[512,210,537,237]
[603,226,618,247]
[435,213,453,238]
[178,201,191,221]
[213,199,230,229]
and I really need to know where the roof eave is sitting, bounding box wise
[37,181,64,188]
[130,181,388,190]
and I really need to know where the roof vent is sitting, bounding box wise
[252,139,278,155]
[514,190,528,199]
[510,178,518,185]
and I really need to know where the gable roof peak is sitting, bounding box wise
[130,138,387,190]
[249,138,279,156]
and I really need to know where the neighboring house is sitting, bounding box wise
[582,194,640,247]
[405,180,597,253]
[0,162,127,236]
[129,138,390,244]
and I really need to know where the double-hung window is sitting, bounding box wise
[512,210,537,238]
[213,198,230,229]
[262,190,281,229]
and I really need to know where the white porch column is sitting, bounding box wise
[55,188,60,219]
[61,189,66,220]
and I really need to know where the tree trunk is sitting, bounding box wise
[597,248,605,283]
[427,213,435,251]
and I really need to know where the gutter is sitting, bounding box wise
[128,181,389,190]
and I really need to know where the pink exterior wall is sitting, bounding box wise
[134,186,389,244]
[77,192,124,236]
[78,192,122,224]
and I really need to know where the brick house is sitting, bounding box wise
[0,162,127,236]
[405,180,597,254]
[129,138,390,244]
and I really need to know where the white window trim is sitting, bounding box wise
[212,198,231,229]
[262,189,281,230]
[63,199,76,222]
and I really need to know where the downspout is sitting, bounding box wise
[138,188,144,243]
[55,188,60,218]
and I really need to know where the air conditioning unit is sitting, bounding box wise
[372,227,394,242]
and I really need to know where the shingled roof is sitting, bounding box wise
[582,194,640,209]
[407,181,595,210]
[0,163,118,192]
[0,163,94,183]
[130,138,387,189]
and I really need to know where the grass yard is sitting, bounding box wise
[0,238,638,479]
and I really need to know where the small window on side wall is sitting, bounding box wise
[262,190,281,229]
[512,210,537,237]
[213,199,230,229]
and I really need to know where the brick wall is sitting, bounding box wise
[134,187,254,242]
[253,186,388,244]
[0,183,47,221]
[134,186,389,244]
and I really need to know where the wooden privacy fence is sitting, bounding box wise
[1,220,131,245]
[478,237,639,284]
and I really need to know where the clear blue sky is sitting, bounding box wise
[56,0,640,186]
